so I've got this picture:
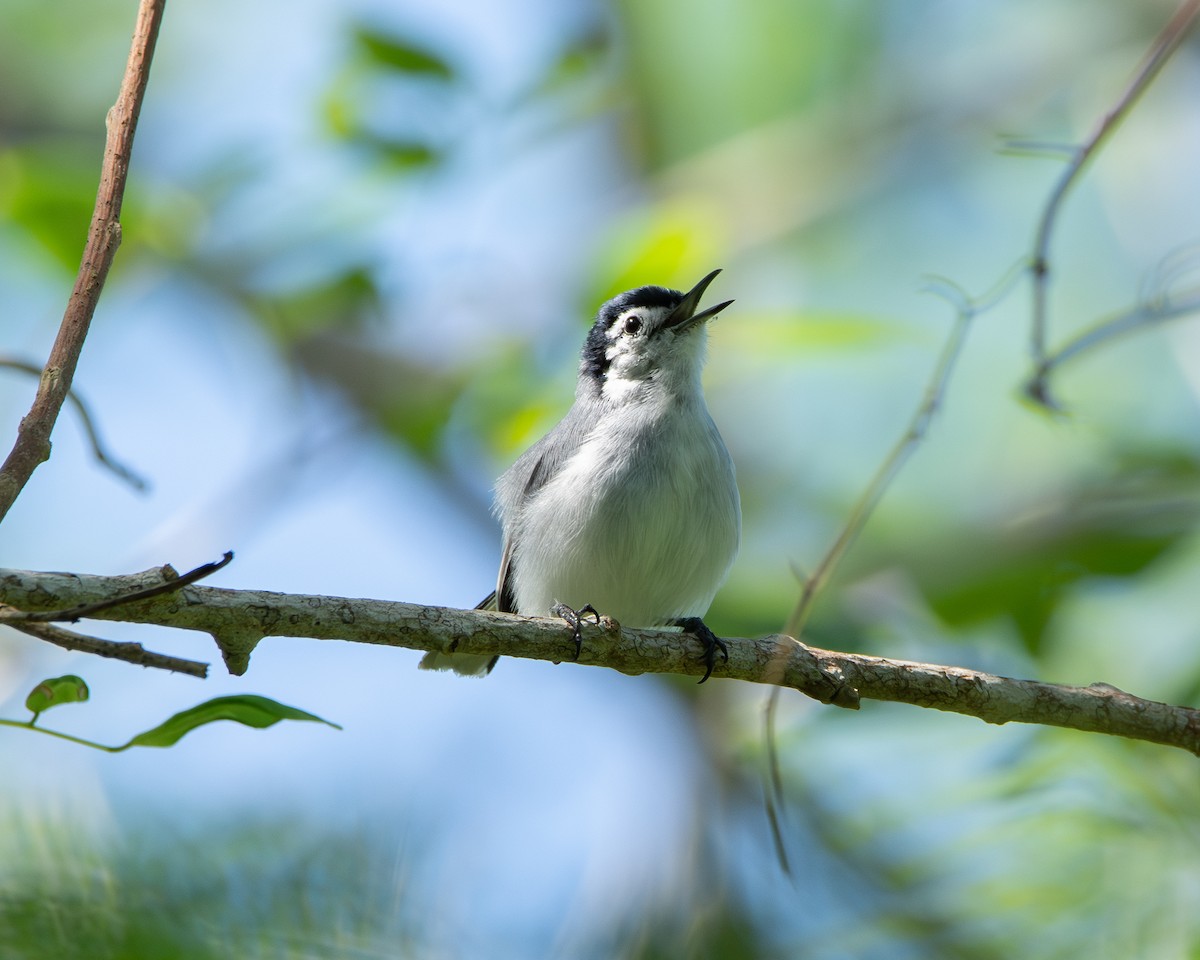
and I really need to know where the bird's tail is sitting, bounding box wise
[417,591,500,677]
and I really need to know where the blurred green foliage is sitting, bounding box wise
[322,23,460,171]
[0,815,416,960]
[881,449,1200,654]
[0,147,97,270]
[352,26,457,80]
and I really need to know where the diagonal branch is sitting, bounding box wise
[0,0,166,523]
[764,264,1026,866]
[1,565,1198,756]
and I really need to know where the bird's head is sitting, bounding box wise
[579,269,733,400]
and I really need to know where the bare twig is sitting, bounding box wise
[0,0,166,522]
[4,551,233,624]
[1027,285,1200,405]
[762,266,1023,872]
[771,261,1024,650]
[1028,0,1200,374]
[762,691,793,879]
[4,616,207,678]
[0,565,1198,755]
[763,289,975,777]
[779,266,1024,642]
[0,357,149,491]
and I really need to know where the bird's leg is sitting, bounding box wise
[672,617,729,684]
[551,602,600,661]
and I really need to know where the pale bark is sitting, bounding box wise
[3,564,1198,756]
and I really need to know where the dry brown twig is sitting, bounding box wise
[0,0,165,522]
[4,616,207,678]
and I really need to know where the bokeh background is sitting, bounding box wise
[3,0,1200,956]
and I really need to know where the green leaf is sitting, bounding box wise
[120,695,340,750]
[589,200,724,306]
[290,335,467,462]
[357,135,440,171]
[901,451,1200,654]
[253,267,382,345]
[353,26,454,79]
[0,149,97,272]
[320,74,442,171]
[531,28,610,98]
[732,310,904,353]
[25,675,89,718]
[377,142,438,171]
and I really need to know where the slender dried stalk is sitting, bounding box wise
[0,0,166,521]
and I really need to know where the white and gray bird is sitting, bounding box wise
[420,269,741,680]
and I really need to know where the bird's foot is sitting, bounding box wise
[551,602,600,661]
[673,617,729,684]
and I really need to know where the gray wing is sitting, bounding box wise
[492,400,599,613]
[422,406,600,677]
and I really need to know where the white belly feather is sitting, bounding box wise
[507,398,740,626]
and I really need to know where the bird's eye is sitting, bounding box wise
[623,315,643,336]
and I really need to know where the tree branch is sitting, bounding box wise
[5,551,233,624]
[1,565,1197,756]
[0,0,166,522]
[3,616,207,678]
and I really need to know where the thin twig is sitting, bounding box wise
[762,263,1025,870]
[0,717,125,753]
[1,551,232,624]
[0,0,166,523]
[1027,286,1200,405]
[5,616,207,678]
[1028,0,1200,368]
[779,263,1028,642]
[0,357,149,491]
[778,299,971,629]
[762,691,792,879]
[996,138,1078,160]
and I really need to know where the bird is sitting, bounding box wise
[420,269,741,681]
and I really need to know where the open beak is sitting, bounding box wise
[663,268,734,330]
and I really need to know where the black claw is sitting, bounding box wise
[551,602,600,661]
[673,617,728,684]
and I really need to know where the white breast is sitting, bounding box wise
[508,393,740,626]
